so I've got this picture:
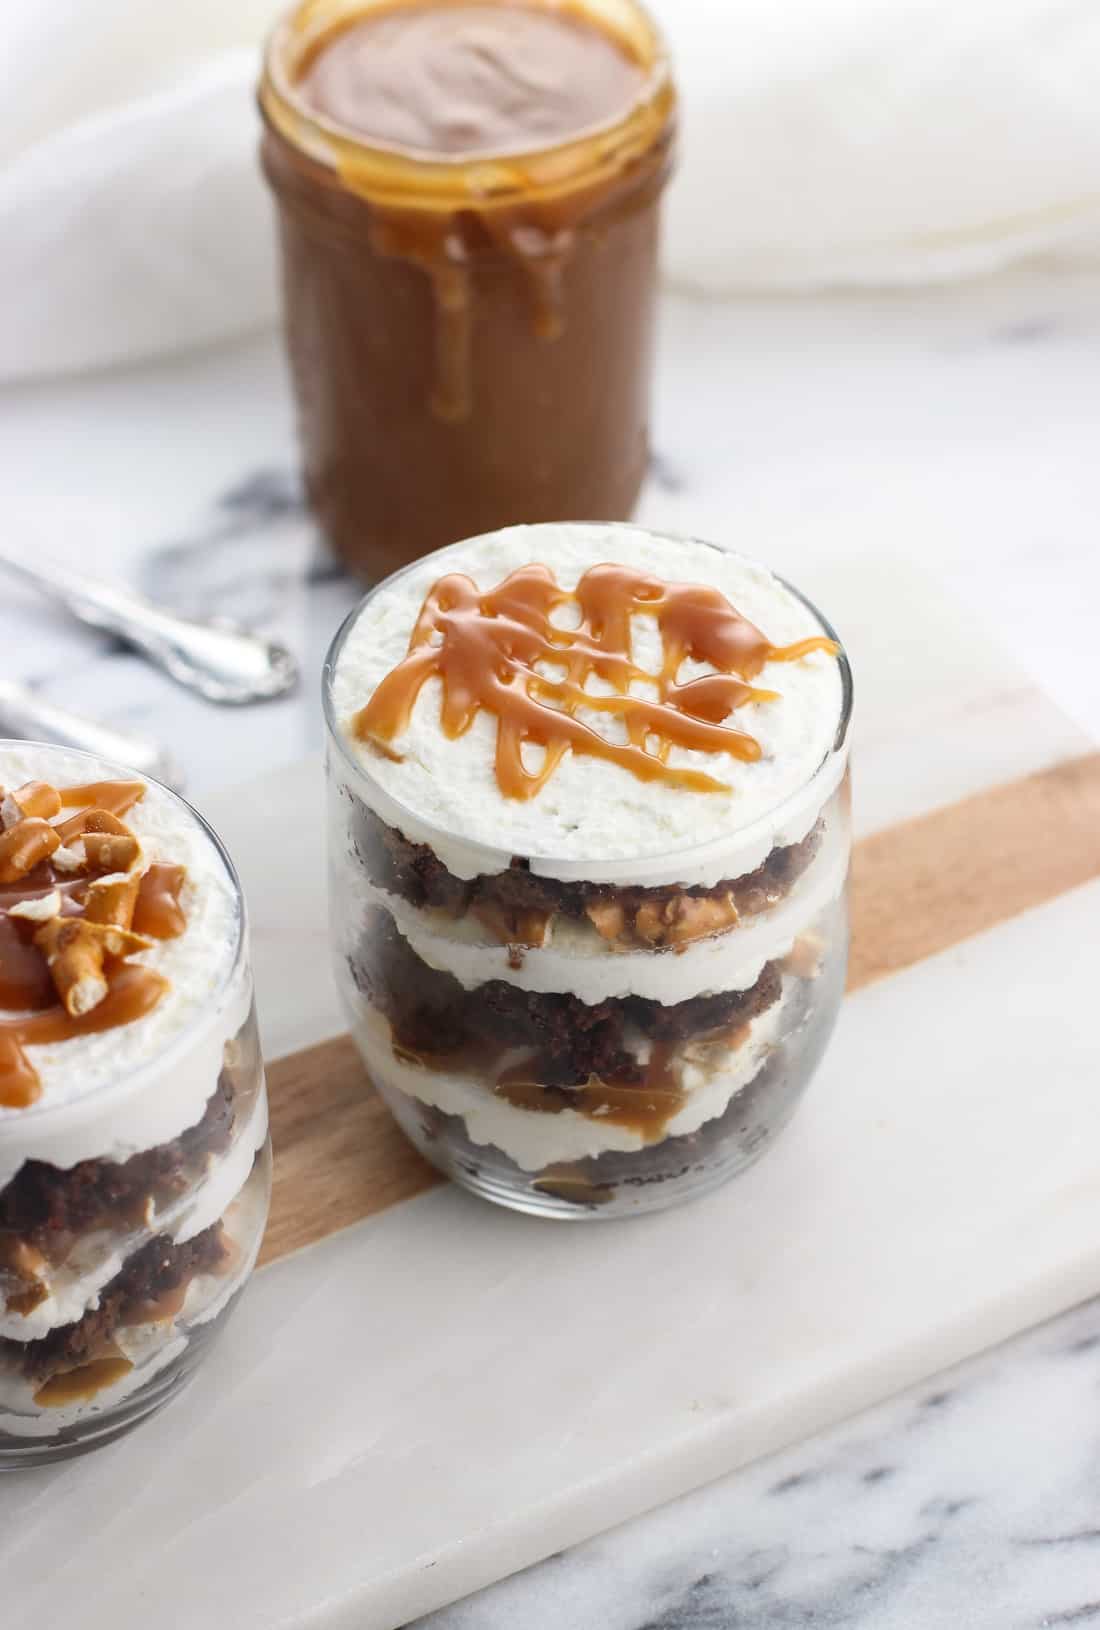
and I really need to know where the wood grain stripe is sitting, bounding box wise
[847,752,1100,990]
[260,752,1100,1267]
[260,1036,439,1265]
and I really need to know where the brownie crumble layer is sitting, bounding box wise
[0,1076,235,1264]
[411,1036,801,1200]
[8,1224,228,1385]
[354,798,823,948]
[354,909,782,1088]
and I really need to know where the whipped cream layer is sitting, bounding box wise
[0,745,248,1187]
[330,524,847,886]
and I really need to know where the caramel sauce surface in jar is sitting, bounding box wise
[260,0,676,579]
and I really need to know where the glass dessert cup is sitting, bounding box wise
[259,0,676,580]
[324,524,853,1220]
[0,744,270,1465]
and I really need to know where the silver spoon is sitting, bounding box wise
[0,547,299,705]
[0,683,182,790]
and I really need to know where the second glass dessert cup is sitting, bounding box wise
[0,744,271,1464]
[324,525,854,1219]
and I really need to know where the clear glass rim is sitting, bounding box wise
[259,0,676,203]
[321,522,855,876]
[0,739,248,1132]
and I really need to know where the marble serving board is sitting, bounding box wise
[3,561,1099,1630]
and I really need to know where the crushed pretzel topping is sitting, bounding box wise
[646,892,740,949]
[8,889,62,923]
[83,874,141,929]
[470,901,551,950]
[0,817,61,884]
[2,781,63,828]
[584,890,740,951]
[83,832,141,876]
[33,918,110,1018]
[0,775,191,1105]
[584,899,628,944]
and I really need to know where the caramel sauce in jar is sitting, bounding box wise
[259,0,676,579]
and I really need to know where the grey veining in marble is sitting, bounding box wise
[0,460,361,794]
[414,1299,1100,1630]
[139,464,311,627]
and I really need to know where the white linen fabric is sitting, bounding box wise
[1,0,1098,380]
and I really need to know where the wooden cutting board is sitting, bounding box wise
[5,561,1100,1630]
[259,751,1100,1268]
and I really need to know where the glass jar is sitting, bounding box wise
[324,524,853,1219]
[0,744,270,1466]
[259,0,676,581]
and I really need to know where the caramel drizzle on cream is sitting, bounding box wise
[354,562,838,799]
[0,781,185,1109]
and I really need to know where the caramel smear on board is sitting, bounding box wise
[0,779,188,1109]
[354,563,838,799]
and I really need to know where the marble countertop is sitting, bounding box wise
[420,1296,1100,1630]
[1,271,1098,1626]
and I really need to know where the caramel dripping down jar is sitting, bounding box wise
[259,0,677,581]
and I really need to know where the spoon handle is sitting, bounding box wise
[0,547,299,706]
[0,682,183,790]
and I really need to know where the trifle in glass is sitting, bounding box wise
[0,745,270,1464]
[325,523,852,1217]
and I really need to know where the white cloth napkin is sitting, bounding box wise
[2,0,1098,382]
